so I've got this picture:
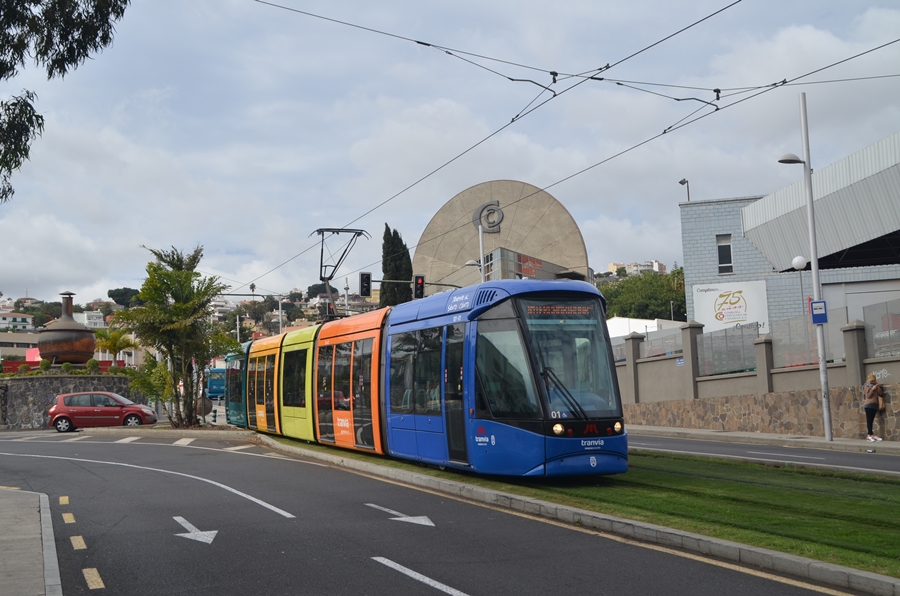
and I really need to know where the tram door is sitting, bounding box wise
[386,327,448,463]
[444,324,468,463]
[351,339,375,449]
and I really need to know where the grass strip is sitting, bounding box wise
[269,436,900,578]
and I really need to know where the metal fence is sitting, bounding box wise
[639,327,684,359]
[771,307,847,368]
[864,298,900,358]
[610,336,626,363]
[696,324,759,376]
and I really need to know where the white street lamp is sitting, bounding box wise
[779,92,832,441]
[791,256,808,317]
[678,178,690,202]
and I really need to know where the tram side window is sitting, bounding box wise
[283,349,307,408]
[353,339,372,406]
[265,355,275,405]
[226,361,243,405]
[415,327,442,415]
[317,345,334,410]
[334,342,352,410]
[389,332,416,414]
[247,358,258,406]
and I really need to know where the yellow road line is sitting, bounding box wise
[71,536,86,550]
[60,496,69,505]
[62,512,76,524]
[82,568,105,589]
[0,486,21,490]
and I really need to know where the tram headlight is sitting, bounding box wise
[614,421,622,433]
[552,423,565,436]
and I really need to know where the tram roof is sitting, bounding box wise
[389,278,601,326]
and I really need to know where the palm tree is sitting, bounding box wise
[94,327,139,364]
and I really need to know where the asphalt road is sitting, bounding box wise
[0,431,864,596]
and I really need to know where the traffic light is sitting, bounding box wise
[359,272,372,297]
[414,274,425,299]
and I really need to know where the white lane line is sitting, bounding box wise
[222,445,253,451]
[367,503,405,517]
[115,437,140,444]
[372,557,469,596]
[173,438,195,446]
[62,436,87,442]
[746,451,825,460]
[0,452,295,518]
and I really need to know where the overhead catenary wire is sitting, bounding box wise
[232,1,745,292]
[346,36,900,277]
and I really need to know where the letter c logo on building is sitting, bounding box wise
[473,201,504,234]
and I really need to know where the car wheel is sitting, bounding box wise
[124,415,142,427]
[54,417,73,433]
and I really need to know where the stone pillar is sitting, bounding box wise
[622,331,644,404]
[842,320,867,387]
[681,321,704,400]
[754,334,774,395]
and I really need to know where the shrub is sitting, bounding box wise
[61,362,73,374]
[17,364,30,374]
[40,359,51,372]
[108,364,119,375]
[85,359,100,374]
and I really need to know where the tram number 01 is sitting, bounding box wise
[550,411,569,419]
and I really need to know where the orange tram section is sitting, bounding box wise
[236,308,388,455]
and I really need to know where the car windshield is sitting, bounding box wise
[519,297,622,420]
[112,393,134,405]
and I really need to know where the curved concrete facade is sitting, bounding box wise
[412,180,589,290]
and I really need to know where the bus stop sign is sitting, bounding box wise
[810,300,828,325]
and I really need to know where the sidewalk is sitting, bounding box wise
[0,488,61,596]
[627,424,900,456]
[2,425,898,595]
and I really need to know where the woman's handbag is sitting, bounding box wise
[878,394,886,411]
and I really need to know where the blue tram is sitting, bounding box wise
[224,278,627,476]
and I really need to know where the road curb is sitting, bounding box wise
[255,433,900,596]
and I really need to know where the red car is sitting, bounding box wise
[48,391,158,432]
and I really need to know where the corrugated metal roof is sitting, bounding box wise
[742,131,900,271]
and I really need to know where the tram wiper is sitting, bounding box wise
[541,367,587,420]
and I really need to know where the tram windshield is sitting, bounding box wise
[519,297,621,420]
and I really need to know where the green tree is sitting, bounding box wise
[94,327,138,363]
[380,223,412,307]
[108,287,141,307]
[306,283,327,299]
[1,0,131,203]
[601,270,687,321]
[125,358,171,405]
[114,245,230,427]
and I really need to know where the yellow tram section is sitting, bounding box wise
[278,325,321,441]
[247,334,284,434]
[315,308,389,455]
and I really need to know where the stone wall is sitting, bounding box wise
[624,382,897,440]
[0,375,145,430]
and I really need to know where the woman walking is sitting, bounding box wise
[864,373,884,442]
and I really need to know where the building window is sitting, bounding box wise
[717,234,733,274]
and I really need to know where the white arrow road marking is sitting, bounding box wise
[173,516,218,544]
[365,503,435,526]
[0,452,295,518]
[372,558,469,596]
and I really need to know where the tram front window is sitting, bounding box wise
[474,319,541,419]
[519,297,621,420]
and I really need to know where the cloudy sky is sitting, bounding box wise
[1,0,898,305]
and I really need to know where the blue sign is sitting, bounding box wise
[810,300,828,325]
